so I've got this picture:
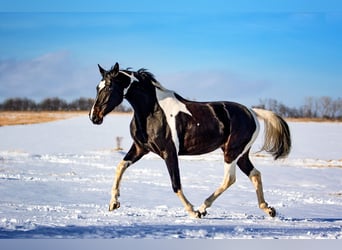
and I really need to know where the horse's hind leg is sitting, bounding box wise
[237,152,276,217]
[198,160,237,216]
[198,132,247,217]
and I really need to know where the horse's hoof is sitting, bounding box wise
[199,210,207,217]
[268,207,276,217]
[195,211,202,218]
[109,202,120,211]
[192,210,207,219]
[189,211,202,219]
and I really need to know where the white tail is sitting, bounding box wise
[252,108,291,159]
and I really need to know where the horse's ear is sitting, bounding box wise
[113,62,119,72]
[98,64,106,77]
[109,62,120,78]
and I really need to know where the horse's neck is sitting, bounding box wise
[125,90,158,142]
[125,89,157,118]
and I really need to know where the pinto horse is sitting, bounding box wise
[89,62,291,218]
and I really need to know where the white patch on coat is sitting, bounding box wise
[98,80,106,91]
[119,71,138,84]
[237,109,260,159]
[119,71,139,95]
[155,88,192,153]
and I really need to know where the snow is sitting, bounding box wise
[0,114,341,238]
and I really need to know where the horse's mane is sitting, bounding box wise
[134,68,167,91]
[136,68,156,81]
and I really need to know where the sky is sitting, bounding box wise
[0,0,342,107]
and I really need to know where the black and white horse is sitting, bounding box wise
[89,62,291,218]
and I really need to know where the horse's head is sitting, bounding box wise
[89,62,137,124]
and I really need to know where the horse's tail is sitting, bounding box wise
[252,108,291,160]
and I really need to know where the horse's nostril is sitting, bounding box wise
[90,115,103,125]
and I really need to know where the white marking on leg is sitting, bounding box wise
[176,189,199,218]
[155,88,192,153]
[249,167,275,216]
[109,160,132,211]
[249,168,267,207]
[199,161,237,214]
[222,161,237,188]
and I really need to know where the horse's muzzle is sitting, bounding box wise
[89,113,103,125]
[92,117,103,125]
[89,106,104,125]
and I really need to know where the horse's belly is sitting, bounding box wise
[179,135,225,155]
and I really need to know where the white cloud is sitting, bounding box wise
[0,51,98,101]
[0,52,271,107]
[158,70,271,106]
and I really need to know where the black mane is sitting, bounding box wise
[124,67,165,90]
[136,68,157,83]
[109,65,157,83]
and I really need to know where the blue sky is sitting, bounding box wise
[0,1,342,107]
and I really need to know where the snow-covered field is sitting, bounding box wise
[0,114,341,239]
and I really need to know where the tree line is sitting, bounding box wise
[1,96,341,119]
[255,96,342,119]
[0,97,132,112]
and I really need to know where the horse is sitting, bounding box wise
[89,62,291,218]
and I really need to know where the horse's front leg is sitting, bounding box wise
[164,151,201,218]
[109,160,131,211]
[109,143,148,211]
[176,189,202,218]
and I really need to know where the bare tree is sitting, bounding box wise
[0,98,36,111]
[69,97,94,111]
[302,97,315,118]
[0,96,339,119]
[318,96,333,118]
[38,98,68,111]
